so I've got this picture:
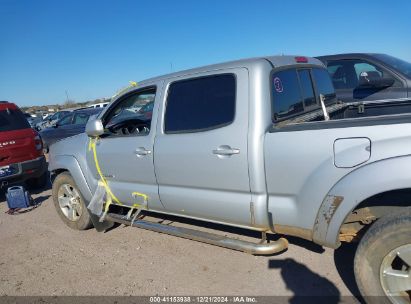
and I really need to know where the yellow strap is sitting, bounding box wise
[89,137,148,210]
[132,191,148,209]
[112,81,138,99]
[89,137,122,206]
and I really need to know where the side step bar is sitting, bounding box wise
[105,213,288,255]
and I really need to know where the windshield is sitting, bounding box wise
[373,54,411,79]
[48,113,58,120]
[0,109,31,131]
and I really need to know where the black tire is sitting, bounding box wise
[354,207,411,304]
[26,171,48,189]
[52,172,92,230]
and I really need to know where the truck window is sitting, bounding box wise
[272,67,337,123]
[312,68,337,105]
[58,113,74,126]
[165,74,235,133]
[326,62,351,89]
[272,69,304,121]
[373,54,411,79]
[73,113,89,125]
[298,69,316,107]
[104,88,156,135]
[326,60,399,89]
[0,108,30,131]
[354,62,382,79]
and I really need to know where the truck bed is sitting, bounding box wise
[273,98,411,130]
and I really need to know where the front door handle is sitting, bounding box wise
[135,147,152,157]
[213,145,240,156]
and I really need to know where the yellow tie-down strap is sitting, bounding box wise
[88,137,148,211]
[112,81,138,99]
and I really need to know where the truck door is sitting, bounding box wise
[154,69,252,226]
[326,59,406,102]
[85,84,164,211]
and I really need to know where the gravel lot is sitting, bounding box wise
[0,178,360,301]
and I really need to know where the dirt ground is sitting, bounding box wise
[0,179,360,300]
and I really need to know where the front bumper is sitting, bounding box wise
[0,156,47,187]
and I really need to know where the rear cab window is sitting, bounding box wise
[0,107,31,132]
[272,67,336,124]
[312,68,337,104]
[165,74,236,133]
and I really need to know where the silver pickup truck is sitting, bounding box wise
[48,55,411,303]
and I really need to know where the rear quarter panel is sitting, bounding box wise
[264,121,411,245]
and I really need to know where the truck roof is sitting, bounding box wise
[138,55,324,86]
[0,102,17,111]
[316,53,385,61]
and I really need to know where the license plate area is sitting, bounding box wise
[0,165,18,178]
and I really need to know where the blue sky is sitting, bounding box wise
[1,0,410,107]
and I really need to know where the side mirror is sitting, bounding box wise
[359,77,395,88]
[53,123,58,128]
[85,118,104,137]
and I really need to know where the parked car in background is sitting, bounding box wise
[0,101,47,189]
[36,110,71,130]
[87,101,109,109]
[40,108,101,150]
[49,55,411,303]
[317,53,411,102]
[137,100,154,119]
[27,116,43,129]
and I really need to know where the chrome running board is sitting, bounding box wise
[105,213,288,255]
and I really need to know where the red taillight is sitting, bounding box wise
[295,56,308,63]
[34,134,43,151]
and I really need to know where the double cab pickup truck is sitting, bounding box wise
[49,55,411,303]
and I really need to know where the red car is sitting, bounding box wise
[0,101,47,189]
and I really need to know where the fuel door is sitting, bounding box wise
[334,137,371,168]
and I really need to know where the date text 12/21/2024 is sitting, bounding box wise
[149,296,257,303]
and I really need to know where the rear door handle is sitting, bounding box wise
[135,147,152,157]
[213,145,240,156]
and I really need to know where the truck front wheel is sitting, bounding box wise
[354,207,411,304]
[52,172,92,230]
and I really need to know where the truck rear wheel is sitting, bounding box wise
[354,207,411,304]
[52,172,92,230]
